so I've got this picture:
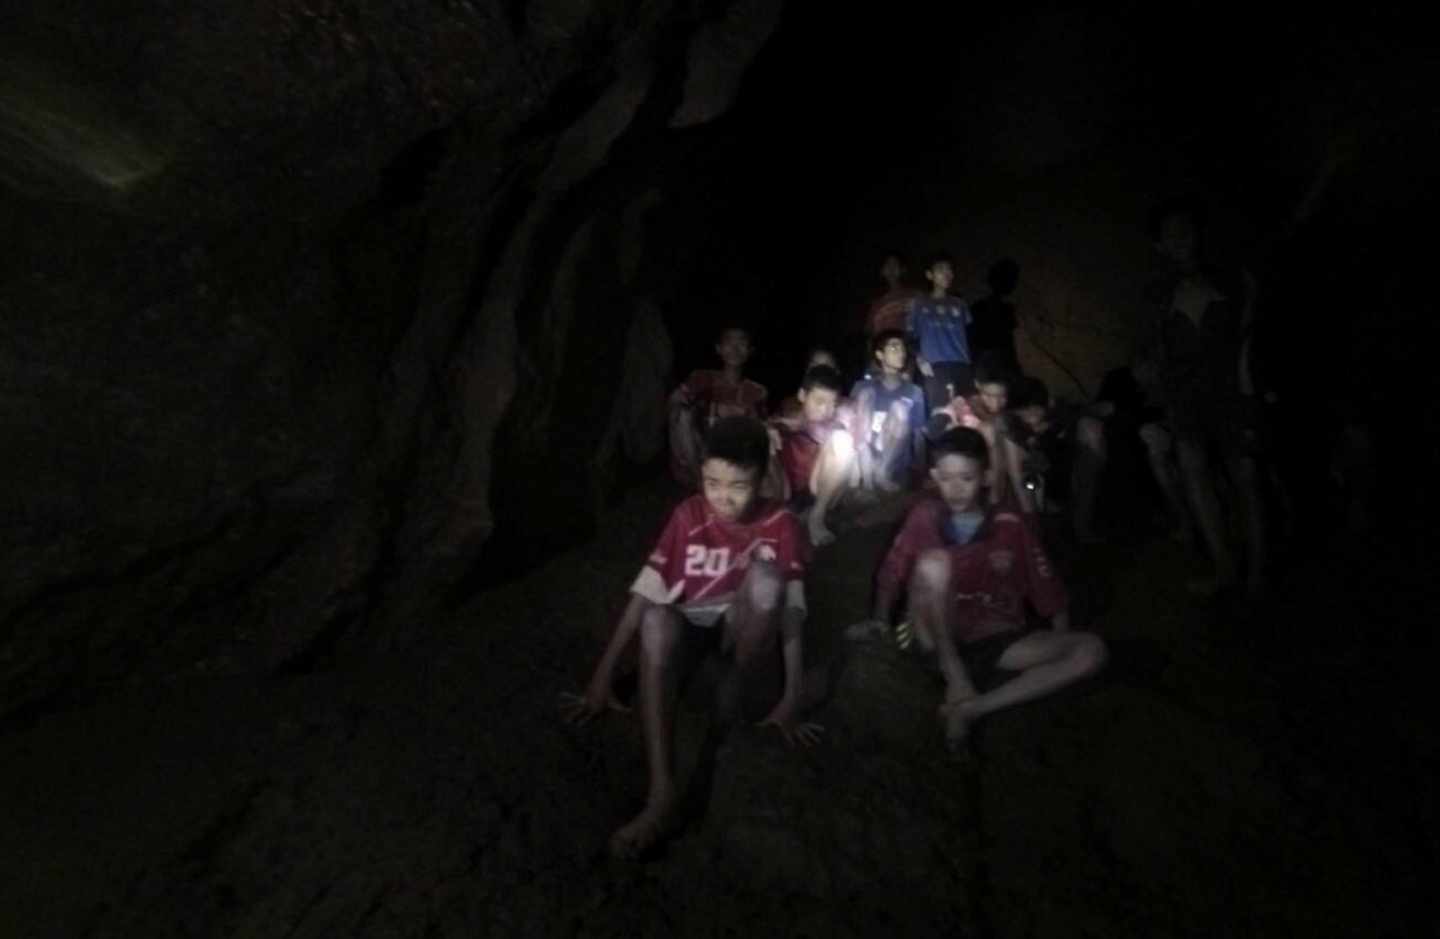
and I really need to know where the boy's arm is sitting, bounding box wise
[1004,435,1036,514]
[580,593,648,707]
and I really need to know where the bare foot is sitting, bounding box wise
[938,697,977,753]
[807,512,836,548]
[609,787,678,860]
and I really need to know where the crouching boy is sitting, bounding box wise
[562,416,823,858]
[852,428,1106,751]
[767,363,858,547]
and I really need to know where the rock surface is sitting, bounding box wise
[0,0,782,719]
[1,482,1430,937]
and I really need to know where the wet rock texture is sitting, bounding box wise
[1,485,1430,937]
[0,1,778,718]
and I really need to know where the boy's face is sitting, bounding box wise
[701,457,760,522]
[880,256,904,285]
[974,381,1008,416]
[808,350,838,370]
[931,453,985,511]
[1156,215,1197,266]
[798,386,839,424]
[1016,404,1048,433]
[925,262,955,291]
[716,330,752,368]
[875,337,907,372]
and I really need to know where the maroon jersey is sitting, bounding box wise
[867,287,923,337]
[631,495,808,626]
[677,370,768,424]
[876,498,1067,643]
[777,419,845,497]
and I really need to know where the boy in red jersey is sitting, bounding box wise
[562,417,822,858]
[849,428,1106,751]
[669,326,769,486]
[766,363,857,547]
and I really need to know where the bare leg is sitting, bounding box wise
[874,401,912,491]
[952,631,1108,730]
[716,561,785,724]
[1140,422,1191,541]
[610,604,687,859]
[1176,436,1239,590]
[1227,454,1266,592]
[909,550,978,747]
[806,430,856,546]
[1071,416,1107,541]
[854,387,879,490]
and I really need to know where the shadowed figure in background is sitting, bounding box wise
[1005,376,1112,543]
[669,325,768,487]
[908,253,975,413]
[1134,201,1267,596]
[968,258,1022,379]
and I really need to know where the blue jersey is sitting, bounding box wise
[908,296,973,365]
[850,377,927,478]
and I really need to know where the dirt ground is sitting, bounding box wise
[2,478,1433,938]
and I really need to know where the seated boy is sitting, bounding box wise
[670,326,769,486]
[1006,377,1113,542]
[928,356,1016,502]
[562,416,823,858]
[774,347,844,421]
[766,363,858,547]
[850,428,1106,750]
[850,330,927,492]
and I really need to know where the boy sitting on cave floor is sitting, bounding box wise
[764,363,859,547]
[561,416,825,859]
[847,428,1107,751]
[669,325,769,486]
[850,330,928,493]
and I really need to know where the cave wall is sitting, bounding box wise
[0,0,783,719]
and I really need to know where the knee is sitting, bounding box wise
[638,604,681,661]
[744,560,783,614]
[913,549,952,594]
[1077,416,1106,455]
[1138,422,1170,455]
[825,429,856,465]
[1072,633,1108,676]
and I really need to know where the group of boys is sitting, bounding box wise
[562,253,1111,860]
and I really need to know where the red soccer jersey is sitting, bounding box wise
[875,498,1067,642]
[867,287,923,337]
[631,495,808,626]
[777,419,845,497]
[678,370,768,424]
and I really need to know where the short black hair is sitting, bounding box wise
[703,416,770,477]
[930,426,990,468]
[925,252,955,272]
[800,363,844,395]
[872,329,907,355]
[1013,376,1051,410]
[973,351,1014,388]
[1147,197,1207,242]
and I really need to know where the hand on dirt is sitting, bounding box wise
[559,680,629,725]
[758,698,824,748]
